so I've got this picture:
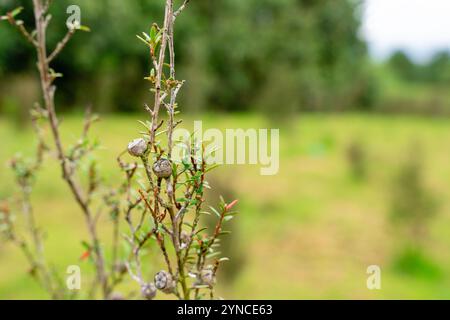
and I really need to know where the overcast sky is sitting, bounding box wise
[361,0,450,62]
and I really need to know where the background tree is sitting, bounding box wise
[0,0,373,115]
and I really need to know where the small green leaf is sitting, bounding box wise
[136,35,151,47]
[142,32,151,41]
[81,240,91,250]
[224,215,234,222]
[195,227,208,235]
[149,25,157,41]
[209,206,221,218]
[206,251,221,259]
[172,162,178,177]
[137,120,151,130]
[77,25,91,32]
[205,163,220,173]
[10,6,24,18]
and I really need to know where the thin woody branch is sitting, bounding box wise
[47,28,76,63]
[5,16,38,46]
[148,0,172,150]
[174,0,190,20]
[30,0,109,298]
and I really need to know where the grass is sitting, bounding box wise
[0,112,450,299]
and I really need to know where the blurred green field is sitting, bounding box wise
[0,113,450,299]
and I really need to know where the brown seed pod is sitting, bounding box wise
[200,268,216,287]
[154,270,176,294]
[180,230,191,249]
[127,138,147,157]
[152,158,172,179]
[141,282,157,300]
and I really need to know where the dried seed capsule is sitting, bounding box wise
[154,270,176,294]
[200,268,216,286]
[152,158,172,179]
[141,282,157,300]
[180,230,191,249]
[127,138,147,157]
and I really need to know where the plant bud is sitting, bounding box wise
[152,158,172,179]
[141,282,157,300]
[154,270,176,294]
[127,138,147,157]
[180,231,191,249]
[200,268,216,287]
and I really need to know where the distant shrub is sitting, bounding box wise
[345,140,368,180]
[392,246,442,280]
[389,143,438,248]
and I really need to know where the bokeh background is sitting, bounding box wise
[1,0,450,299]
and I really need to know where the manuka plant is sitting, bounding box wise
[0,0,238,300]
[117,0,239,300]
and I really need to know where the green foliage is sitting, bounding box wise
[392,247,442,280]
[388,51,418,81]
[388,50,450,85]
[0,0,372,113]
[390,144,438,247]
